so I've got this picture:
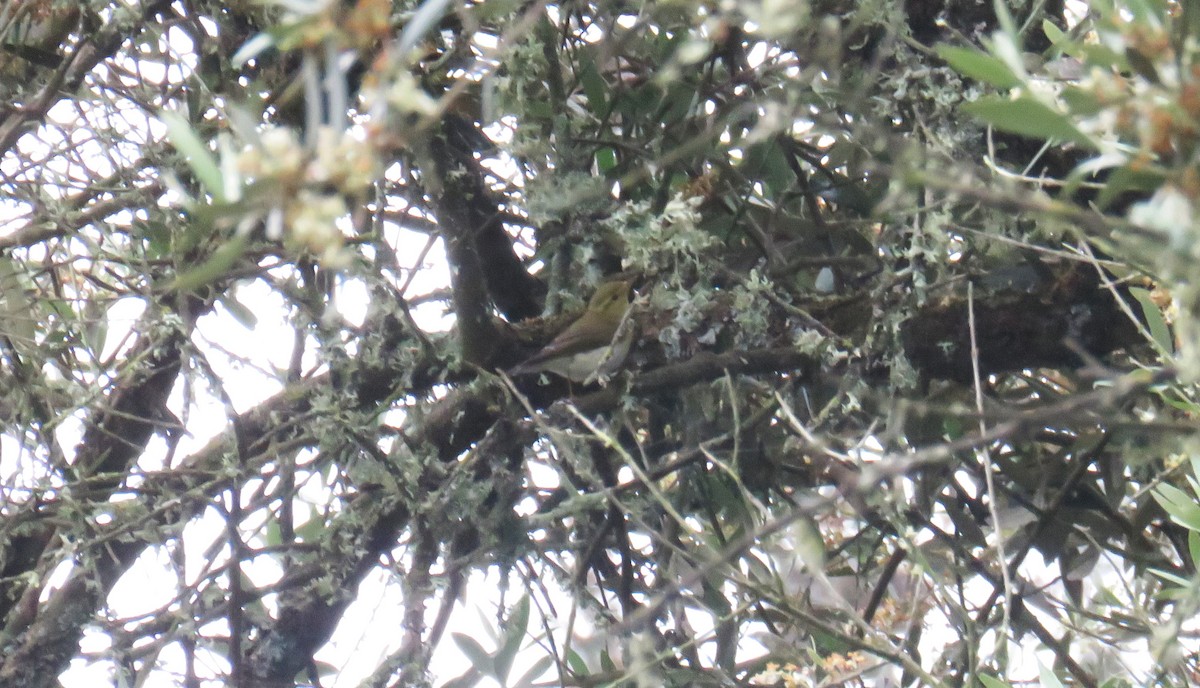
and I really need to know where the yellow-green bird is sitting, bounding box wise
[509,280,634,383]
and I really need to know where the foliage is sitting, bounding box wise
[0,0,1198,687]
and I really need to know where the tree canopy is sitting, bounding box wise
[0,0,1198,686]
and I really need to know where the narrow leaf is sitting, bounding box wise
[1042,19,1065,46]
[218,294,259,329]
[171,233,250,292]
[1095,164,1164,209]
[511,655,554,688]
[579,58,609,112]
[1154,484,1200,531]
[937,44,1022,89]
[451,632,496,677]
[565,649,589,675]
[1037,661,1066,688]
[159,110,225,202]
[962,95,1094,148]
[993,0,1018,38]
[495,597,530,682]
[1150,567,1193,587]
[599,649,616,673]
[1128,287,1172,354]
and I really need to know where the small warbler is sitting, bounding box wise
[509,280,634,383]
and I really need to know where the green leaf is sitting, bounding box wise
[159,110,225,202]
[993,0,1018,38]
[171,233,250,292]
[943,416,966,439]
[218,293,259,329]
[1122,0,1168,23]
[742,142,793,198]
[565,649,588,675]
[1078,43,1129,71]
[525,100,555,120]
[660,80,695,125]
[1185,469,1200,502]
[937,45,1022,89]
[1153,484,1200,531]
[81,297,109,361]
[293,515,325,543]
[1149,567,1192,588]
[979,674,1013,688]
[1060,86,1103,116]
[141,218,173,258]
[495,597,530,682]
[510,655,554,688]
[579,57,609,113]
[263,517,283,549]
[962,95,1094,148]
[451,632,496,676]
[595,146,617,175]
[1042,19,1066,46]
[1191,453,1200,487]
[1037,661,1066,688]
[741,549,774,587]
[599,649,616,673]
[1128,287,1172,354]
[1095,164,1164,209]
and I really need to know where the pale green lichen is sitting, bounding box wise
[731,270,773,347]
[608,194,715,280]
[524,171,610,226]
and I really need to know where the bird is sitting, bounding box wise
[508,280,635,383]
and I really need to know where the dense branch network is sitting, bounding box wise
[0,1,1189,687]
